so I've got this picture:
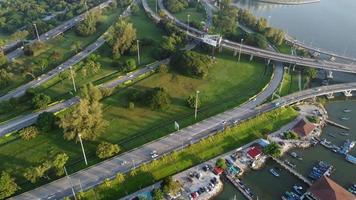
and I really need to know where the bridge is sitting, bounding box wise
[153,0,356,74]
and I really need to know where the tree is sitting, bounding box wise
[152,188,164,200]
[186,94,201,109]
[256,18,268,33]
[0,69,13,89]
[170,51,213,78]
[0,171,19,199]
[10,30,29,41]
[32,93,51,109]
[51,50,61,62]
[149,87,171,110]
[115,173,125,184]
[52,153,69,176]
[71,41,82,53]
[19,126,39,141]
[263,142,282,157]
[105,20,137,59]
[37,58,48,72]
[215,158,227,169]
[23,41,45,56]
[306,68,317,79]
[96,142,121,159]
[162,176,181,196]
[213,0,238,35]
[60,84,107,141]
[165,0,188,13]
[0,50,7,67]
[36,112,58,132]
[121,59,136,72]
[75,10,101,36]
[158,64,169,73]
[23,161,52,183]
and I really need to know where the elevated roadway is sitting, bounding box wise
[157,0,356,73]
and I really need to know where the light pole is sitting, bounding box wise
[194,90,200,120]
[137,40,141,65]
[78,134,88,166]
[155,0,158,13]
[64,166,77,200]
[69,66,77,93]
[187,14,190,34]
[33,23,40,41]
[238,38,244,63]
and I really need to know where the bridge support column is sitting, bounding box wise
[343,90,352,97]
[219,46,222,53]
[327,70,333,79]
[267,59,271,65]
[293,64,296,71]
[233,49,237,56]
[326,93,334,99]
[249,54,254,61]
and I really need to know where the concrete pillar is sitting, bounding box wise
[233,49,237,56]
[249,54,254,61]
[327,71,333,79]
[343,90,352,97]
[267,59,271,65]
[326,93,334,99]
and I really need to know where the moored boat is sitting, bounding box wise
[343,109,352,113]
[341,116,351,121]
[345,154,356,164]
[269,168,280,177]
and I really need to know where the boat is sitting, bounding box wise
[339,132,349,136]
[345,154,356,164]
[290,152,303,160]
[343,109,352,113]
[293,185,304,195]
[339,140,356,154]
[269,168,280,177]
[341,116,351,121]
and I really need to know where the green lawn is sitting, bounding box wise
[174,7,206,25]
[278,68,308,97]
[277,42,292,54]
[0,49,272,194]
[0,6,124,96]
[79,107,298,199]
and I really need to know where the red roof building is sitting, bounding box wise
[302,176,355,200]
[292,118,316,137]
[247,146,262,160]
[213,167,224,175]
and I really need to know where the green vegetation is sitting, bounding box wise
[96,142,121,159]
[263,142,282,157]
[164,0,189,13]
[278,68,308,96]
[75,10,102,36]
[78,107,298,199]
[216,158,227,169]
[307,115,319,124]
[213,0,238,35]
[0,171,19,199]
[19,126,39,141]
[283,131,299,140]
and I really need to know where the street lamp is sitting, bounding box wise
[155,0,158,13]
[187,14,191,34]
[78,134,88,166]
[137,40,141,65]
[33,23,40,41]
[64,166,77,199]
[69,66,77,93]
[238,38,244,63]
[194,90,200,120]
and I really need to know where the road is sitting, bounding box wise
[0,3,133,102]
[0,59,169,137]
[3,0,113,60]
[157,0,356,74]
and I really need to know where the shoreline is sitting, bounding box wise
[257,0,320,5]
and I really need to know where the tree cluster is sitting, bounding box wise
[129,87,172,111]
[283,131,299,140]
[75,9,102,36]
[162,176,181,197]
[213,0,238,35]
[0,171,19,199]
[263,142,282,157]
[164,0,189,13]
[170,51,213,79]
[23,153,69,183]
[105,20,137,59]
[23,41,46,56]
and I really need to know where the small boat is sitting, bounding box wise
[339,132,349,136]
[290,152,303,160]
[293,185,304,195]
[345,154,356,164]
[269,168,280,177]
[341,116,351,121]
[343,109,352,113]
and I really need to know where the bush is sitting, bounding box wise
[20,126,39,141]
[283,131,299,140]
[36,112,58,132]
[128,87,171,111]
[96,142,121,159]
[158,64,169,73]
[263,142,281,157]
[215,158,227,169]
[307,116,319,123]
[32,93,51,109]
[165,0,188,13]
[121,59,137,72]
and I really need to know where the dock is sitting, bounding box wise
[271,157,312,186]
[325,119,349,130]
[225,174,254,200]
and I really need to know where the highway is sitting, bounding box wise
[0,3,133,102]
[4,0,113,61]
[157,0,356,74]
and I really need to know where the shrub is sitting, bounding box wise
[96,142,121,159]
[37,112,58,132]
[19,126,39,141]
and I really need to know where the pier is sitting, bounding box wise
[225,174,254,200]
[325,119,349,130]
[271,157,312,186]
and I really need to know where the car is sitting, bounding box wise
[221,121,227,125]
[150,150,157,155]
[233,119,239,124]
[151,153,158,159]
[195,172,201,179]
[129,74,134,78]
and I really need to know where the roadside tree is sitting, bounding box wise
[96,142,121,159]
[0,171,19,199]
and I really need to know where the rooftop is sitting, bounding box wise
[308,176,355,200]
[292,118,316,137]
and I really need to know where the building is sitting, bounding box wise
[301,176,355,200]
[246,146,262,160]
[292,118,316,137]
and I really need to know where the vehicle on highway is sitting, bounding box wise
[150,150,158,159]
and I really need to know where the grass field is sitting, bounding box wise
[278,68,308,97]
[79,107,298,199]
[0,50,272,194]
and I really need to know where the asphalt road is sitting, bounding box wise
[4,0,113,61]
[0,2,133,102]
[0,59,168,137]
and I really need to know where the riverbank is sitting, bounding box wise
[257,0,320,5]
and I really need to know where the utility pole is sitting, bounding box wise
[69,66,77,93]
[137,40,141,65]
[155,0,158,13]
[33,23,40,41]
[238,38,244,63]
[78,134,88,166]
[194,90,200,120]
[64,166,77,200]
